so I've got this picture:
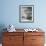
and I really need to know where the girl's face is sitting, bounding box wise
[24,7,32,15]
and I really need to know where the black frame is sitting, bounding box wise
[19,5,34,23]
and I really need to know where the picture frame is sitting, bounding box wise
[19,5,34,23]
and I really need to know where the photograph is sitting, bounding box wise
[19,5,34,23]
[0,0,45,46]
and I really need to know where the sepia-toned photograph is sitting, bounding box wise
[19,5,34,23]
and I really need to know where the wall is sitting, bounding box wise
[0,0,46,29]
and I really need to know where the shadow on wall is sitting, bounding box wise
[0,24,7,43]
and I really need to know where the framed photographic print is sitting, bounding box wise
[19,5,34,23]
